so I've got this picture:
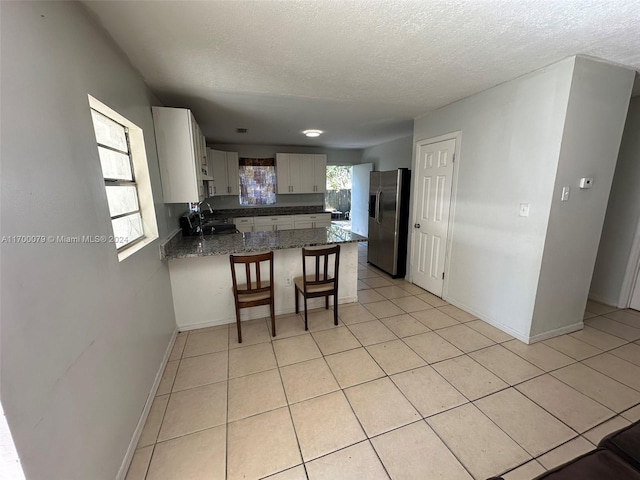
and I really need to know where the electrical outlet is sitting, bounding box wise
[519,203,530,217]
[285,277,292,286]
[561,186,570,202]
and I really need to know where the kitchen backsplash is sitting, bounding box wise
[206,193,324,210]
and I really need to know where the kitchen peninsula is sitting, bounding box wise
[162,226,367,330]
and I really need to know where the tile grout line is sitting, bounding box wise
[225,326,230,480]
[141,330,190,480]
[140,258,638,479]
[268,337,310,480]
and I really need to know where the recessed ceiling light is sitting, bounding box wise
[303,129,322,137]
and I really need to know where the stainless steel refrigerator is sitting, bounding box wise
[367,168,411,278]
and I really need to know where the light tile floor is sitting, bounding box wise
[127,243,640,480]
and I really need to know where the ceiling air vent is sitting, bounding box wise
[236,128,248,134]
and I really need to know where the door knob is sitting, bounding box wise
[414,223,420,228]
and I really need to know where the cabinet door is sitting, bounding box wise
[211,149,228,195]
[233,217,254,231]
[315,213,331,228]
[226,152,239,195]
[313,155,327,193]
[152,107,201,203]
[205,148,215,180]
[254,217,277,231]
[288,154,304,193]
[275,220,295,231]
[295,221,314,229]
[296,154,315,193]
[276,154,291,194]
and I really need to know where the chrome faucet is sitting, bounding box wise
[197,200,214,215]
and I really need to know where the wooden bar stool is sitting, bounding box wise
[294,245,340,330]
[229,251,275,343]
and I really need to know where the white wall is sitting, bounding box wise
[530,58,634,338]
[590,96,640,306]
[413,58,575,340]
[1,2,176,479]
[361,135,413,171]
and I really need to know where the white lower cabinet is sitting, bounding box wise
[294,213,331,229]
[232,213,330,232]
[233,217,254,233]
[254,216,294,231]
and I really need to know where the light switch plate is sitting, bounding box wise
[561,186,570,202]
[519,203,530,217]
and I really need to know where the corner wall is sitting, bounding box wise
[589,96,640,306]
[413,58,575,340]
[530,58,634,338]
[360,135,413,171]
[1,2,176,479]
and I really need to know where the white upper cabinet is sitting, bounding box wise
[276,153,301,194]
[312,155,327,193]
[209,149,239,195]
[153,106,207,203]
[276,153,327,194]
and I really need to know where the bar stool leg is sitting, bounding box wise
[234,301,242,343]
[270,297,276,337]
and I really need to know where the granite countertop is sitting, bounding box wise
[161,226,367,259]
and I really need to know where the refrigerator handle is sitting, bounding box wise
[377,191,382,224]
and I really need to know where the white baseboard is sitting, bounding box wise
[116,327,178,480]
[178,296,359,332]
[440,296,534,343]
[441,296,583,345]
[527,321,584,344]
[587,293,618,308]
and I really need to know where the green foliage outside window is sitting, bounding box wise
[326,165,351,190]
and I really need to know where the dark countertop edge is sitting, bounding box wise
[163,227,367,260]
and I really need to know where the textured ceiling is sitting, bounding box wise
[82,0,640,148]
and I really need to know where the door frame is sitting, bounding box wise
[619,216,640,307]
[408,131,461,299]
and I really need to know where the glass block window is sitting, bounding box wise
[239,158,276,206]
[90,109,144,250]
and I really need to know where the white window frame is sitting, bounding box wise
[88,95,158,261]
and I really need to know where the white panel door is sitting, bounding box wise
[411,138,456,297]
[351,163,373,236]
